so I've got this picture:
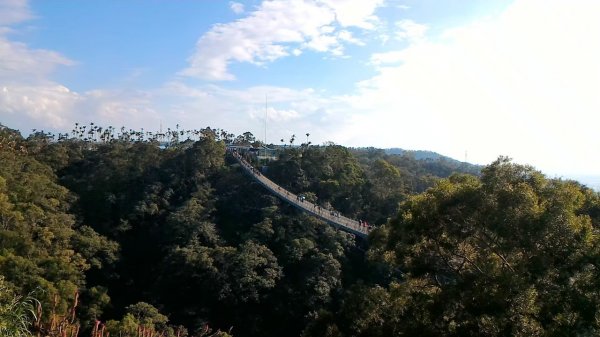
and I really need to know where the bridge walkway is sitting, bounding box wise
[231,151,370,239]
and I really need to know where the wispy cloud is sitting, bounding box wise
[229,1,245,14]
[318,0,383,29]
[0,0,73,83]
[369,50,405,66]
[250,107,300,122]
[180,0,384,81]
[0,36,74,82]
[0,0,32,26]
[394,19,428,42]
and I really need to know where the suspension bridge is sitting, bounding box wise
[231,151,370,239]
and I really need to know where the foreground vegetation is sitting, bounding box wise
[1,123,598,337]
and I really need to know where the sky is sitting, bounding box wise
[1,0,599,186]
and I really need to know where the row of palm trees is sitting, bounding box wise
[30,123,239,146]
[28,123,314,151]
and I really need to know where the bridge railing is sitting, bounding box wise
[231,151,370,238]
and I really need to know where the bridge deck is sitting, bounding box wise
[232,152,369,239]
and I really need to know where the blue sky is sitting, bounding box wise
[1,0,599,187]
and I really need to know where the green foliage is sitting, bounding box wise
[0,276,38,337]
[104,302,177,337]
[0,130,117,324]
[125,302,169,330]
[71,226,119,270]
[166,194,219,247]
[267,145,366,217]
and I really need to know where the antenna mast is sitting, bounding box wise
[264,94,268,146]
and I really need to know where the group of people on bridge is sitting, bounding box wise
[358,220,372,231]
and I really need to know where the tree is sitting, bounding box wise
[105,302,182,337]
[234,132,256,146]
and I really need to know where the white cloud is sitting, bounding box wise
[334,0,600,176]
[180,0,384,81]
[81,89,160,127]
[337,30,364,46]
[0,35,73,82]
[303,31,339,53]
[395,19,428,42]
[369,50,405,66]
[229,1,245,14]
[0,84,79,129]
[0,0,73,83]
[250,107,300,122]
[0,83,163,132]
[319,0,384,29]
[0,0,32,26]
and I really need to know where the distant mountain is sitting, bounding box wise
[350,147,482,181]
[385,148,455,161]
[384,148,480,172]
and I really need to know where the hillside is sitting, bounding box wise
[385,147,453,159]
[384,147,481,172]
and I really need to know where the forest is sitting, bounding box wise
[1,123,600,337]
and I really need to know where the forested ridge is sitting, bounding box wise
[1,123,599,337]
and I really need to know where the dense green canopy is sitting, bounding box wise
[1,123,598,337]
